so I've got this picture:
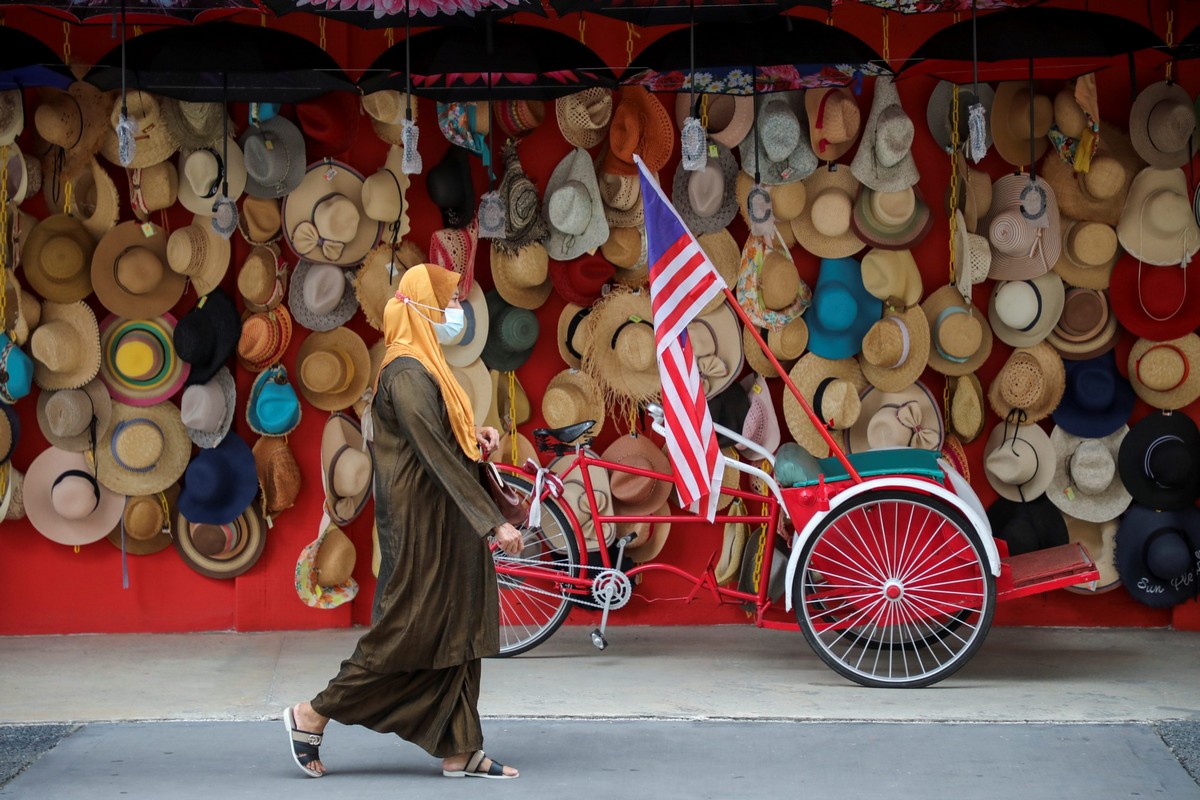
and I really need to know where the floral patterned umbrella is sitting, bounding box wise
[548,0,828,26]
[624,16,888,95]
[0,0,261,26]
[260,0,543,29]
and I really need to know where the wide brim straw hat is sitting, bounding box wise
[849,76,919,194]
[23,213,97,303]
[161,99,225,151]
[95,400,191,496]
[25,447,126,546]
[35,378,113,452]
[1046,424,1132,524]
[296,326,370,413]
[30,300,101,391]
[175,135,246,215]
[42,157,120,242]
[237,306,294,373]
[443,281,489,368]
[282,159,382,268]
[165,214,231,298]
[672,140,738,236]
[987,271,1066,348]
[601,434,674,516]
[181,366,236,449]
[1051,219,1121,290]
[987,341,1066,424]
[35,82,111,180]
[1107,253,1200,341]
[580,287,659,413]
[557,302,593,370]
[926,80,996,154]
[556,88,614,150]
[1116,167,1200,267]
[782,353,867,459]
[986,494,1068,557]
[543,368,605,440]
[361,89,419,145]
[289,259,358,332]
[175,501,266,580]
[982,418,1056,502]
[921,284,994,376]
[989,81,1054,168]
[850,184,933,251]
[1129,81,1199,169]
[1127,334,1200,410]
[984,174,1063,280]
[674,92,753,150]
[492,242,553,310]
[105,482,182,556]
[91,221,185,319]
[449,357,490,427]
[98,314,190,406]
[1045,287,1117,361]
[845,381,944,455]
[354,240,426,332]
[790,165,865,259]
[1042,128,1143,228]
[858,304,930,393]
[544,147,610,262]
[948,372,985,443]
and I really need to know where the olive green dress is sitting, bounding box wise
[311,357,506,758]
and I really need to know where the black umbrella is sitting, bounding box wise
[260,0,543,30]
[85,21,354,102]
[358,21,616,101]
[857,0,1040,13]
[624,16,888,95]
[0,26,74,89]
[548,0,828,26]
[896,7,1168,82]
[0,0,258,26]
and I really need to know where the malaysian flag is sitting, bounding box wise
[635,154,726,520]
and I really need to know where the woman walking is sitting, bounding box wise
[284,263,523,780]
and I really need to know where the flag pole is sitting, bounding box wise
[722,287,862,484]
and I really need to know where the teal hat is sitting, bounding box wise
[480,289,538,373]
[805,257,882,360]
[0,337,33,404]
[247,365,301,437]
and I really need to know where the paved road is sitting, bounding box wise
[3,719,1199,799]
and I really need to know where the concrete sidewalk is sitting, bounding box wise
[1,625,1198,724]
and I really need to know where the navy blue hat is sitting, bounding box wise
[986,494,1068,557]
[1051,351,1134,439]
[1118,411,1200,511]
[1115,503,1200,608]
[178,432,259,526]
[805,257,882,360]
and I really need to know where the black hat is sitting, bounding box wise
[427,145,476,229]
[1115,503,1200,608]
[173,288,243,386]
[1117,411,1200,511]
[986,494,1068,557]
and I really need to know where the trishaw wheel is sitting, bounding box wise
[493,472,582,657]
[793,490,996,688]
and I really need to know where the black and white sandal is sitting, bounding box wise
[283,705,325,778]
[442,750,518,780]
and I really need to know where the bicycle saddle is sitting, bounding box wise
[533,420,596,445]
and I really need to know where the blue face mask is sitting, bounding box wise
[434,306,466,344]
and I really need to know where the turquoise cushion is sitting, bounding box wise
[786,448,945,488]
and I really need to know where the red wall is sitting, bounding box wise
[2,0,1199,635]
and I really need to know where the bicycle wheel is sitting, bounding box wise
[793,490,996,688]
[493,471,582,657]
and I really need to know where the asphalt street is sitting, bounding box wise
[2,719,1199,799]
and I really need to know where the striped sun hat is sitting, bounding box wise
[99,314,190,406]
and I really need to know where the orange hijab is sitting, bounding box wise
[378,264,479,460]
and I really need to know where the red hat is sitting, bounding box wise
[296,92,360,160]
[549,256,615,307]
[1108,252,1200,341]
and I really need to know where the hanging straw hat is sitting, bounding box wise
[602,434,674,517]
[282,159,381,267]
[987,271,1066,348]
[1041,128,1142,228]
[105,482,181,556]
[804,256,881,360]
[921,284,994,376]
[247,364,301,437]
[443,282,489,368]
[1118,410,1200,512]
[253,434,302,522]
[858,304,929,393]
[1062,514,1120,593]
[361,89,418,146]
[237,306,293,373]
[322,413,374,526]
[556,88,613,150]
[288,260,359,332]
[30,301,101,391]
[948,373,985,443]
[492,242,553,310]
[544,148,609,262]
[23,214,96,303]
[1051,219,1120,290]
[96,400,191,495]
[176,137,247,216]
[791,165,864,259]
[672,141,738,235]
[739,93,817,185]
[240,115,307,200]
[98,313,189,406]
[296,326,370,413]
[783,353,867,458]
[449,357,491,427]
[674,92,753,149]
[480,289,538,373]
[982,417,1056,502]
[990,81,1054,167]
[1116,167,1200,267]
[36,378,112,453]
[1129,81,1198,169]
[166,215,231,297]
[97,90,180,169]
[984,174,1063,280]
[557,303,593,370]
[42,157,120,242]
[354,240,425,331]
[34,82,111,180]
[602,86,674,176]
[850,184,932,251]
[25,447,126,546]
[580,286,659,414]
[1046,424,1131,524]
[238,195,282,247]
[91,221,185,319]
[549,449,615,551]
[849,76,918,193]
[161,99,225,151]
[175,501,266,580]
[172,288,242,387]
[845,381,943,454]
[925,80,996,154]
[988,341,1066,424]
[180,366,236,449]
[1045,287,1117,361]
[986,494,1068,557]
[1127,334,1200,410]
[1051,351,1134,440]
[295,519,359,609]
[860,247,923,310]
